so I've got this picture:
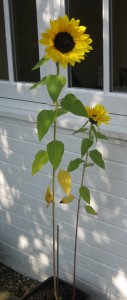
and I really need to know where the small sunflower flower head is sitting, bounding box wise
[45,186,54,208]
[85,104,111,126]
[40,15,92,68]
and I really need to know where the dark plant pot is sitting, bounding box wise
[20,276,92,300]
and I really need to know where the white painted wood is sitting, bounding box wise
[0,115,127,299]
[1,2,127,295]
[36,0,54,78]
[3,0,14,82]
[0,0,127,117]
[103,0,110,93]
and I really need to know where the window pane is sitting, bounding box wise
[111,0,127,92]
[10,0,40,82]
[66,0,103,89]
[0,0,9,80]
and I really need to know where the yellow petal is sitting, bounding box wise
[85,104,111,126]
[60,194,75,204]
[39,15,92,68]
[45,186,54,208]
[57,170,71,195]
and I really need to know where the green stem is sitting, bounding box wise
[56,62,60,75]
[52,62,60,300]
[72,124,92,300]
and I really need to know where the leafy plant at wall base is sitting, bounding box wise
[31,60,67,300]
[31,14,110,300]
[60,119,110,299]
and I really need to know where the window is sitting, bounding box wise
[66,0,103,90]
[0,0,51,103]
[111,0,127,92]
[65,0,127,116]
[0,0,127,117]
[9,0,40,83]
[0,0,8,80]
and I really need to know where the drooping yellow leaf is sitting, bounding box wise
[60,194,75,204]
[57,170,71,195]
[45,186,54,208]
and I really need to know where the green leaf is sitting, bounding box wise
[37,110,57,141]
[79,186,90,204]
[47,140,64,170]
[57,108,67,117]
[89,149,105,169]
[91,125,108,141]
[30,77,47,90]
[32,150,49,175]
[46,75,66,103]
[67,158,83,172]
[95,132,108,140]
[73,128,88,135]
[61,94,88,117]
[85,205,97,215]
[81,138,93,157]
[32,56,50,70]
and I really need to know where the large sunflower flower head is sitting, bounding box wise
[85,104,111,126]
[40,15,93,68]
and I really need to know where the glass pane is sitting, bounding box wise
[10,0,40,82]
[0,0,9,80]
[66,0,103,89]
[111,0,127,92]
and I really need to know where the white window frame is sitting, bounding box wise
[0,0,127,122]
[0,0,56,104]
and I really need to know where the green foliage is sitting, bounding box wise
[67,158,83,172]
[85,205,97,215]
[89,149,105,169]
[32,56,50,70]
[30,77,47,90]
[46,75,66,103]
[37,110,57,141]
[81,138,93,157]
[95,132,108,140]
[61,94,88,117]
[47,140,64,170]
[57,108,67,117]
[29,24,110,299]
[79,186,90,204]
[73,127,88,135]
[32,150,49,175]
[91,125,108,141]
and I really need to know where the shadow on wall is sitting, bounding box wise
[0,2,127,299]
[0,114,127,300]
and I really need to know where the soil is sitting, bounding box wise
[0,262,91,300]
[0,262,38,299]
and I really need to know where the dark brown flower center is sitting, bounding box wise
[54,32,75,53]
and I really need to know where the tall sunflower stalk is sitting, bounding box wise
[63,106,111,299]
[31,14,110,300]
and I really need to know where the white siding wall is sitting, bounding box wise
[0,115,127,300]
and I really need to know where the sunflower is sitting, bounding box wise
[40,15,92,68]
[85,104,111,126]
